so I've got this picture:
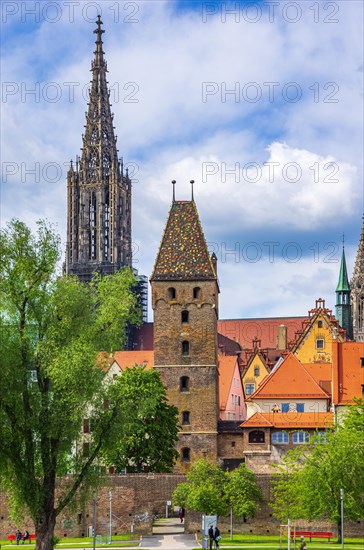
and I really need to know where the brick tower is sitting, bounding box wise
[65,16,131,281]
[150,183,220,472]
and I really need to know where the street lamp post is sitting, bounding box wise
[340,488,344,549]
[109,491,112,544]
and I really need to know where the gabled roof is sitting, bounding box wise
[241,411,334,429]
[249,353,330,399]
[113,350,154,371]
[151,200,216,281]
[303,363,332,395]
[218,356,238,411]
[291,299,345,352]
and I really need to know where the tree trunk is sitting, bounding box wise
[35,509,57,550]
[337,518,342,544]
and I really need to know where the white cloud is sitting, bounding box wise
[1,0,363,319]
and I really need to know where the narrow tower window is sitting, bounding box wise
[181,310,189,323]
[180,376,189,392]
[168,287,176,300]
[181,448,191,462]
[182,341,190,356]
[182,411,190,425]
[193,287,201,299]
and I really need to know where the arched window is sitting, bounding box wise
[182,411,190,425]
[181,448,190,462]
[180,376,189,392]
[168,287,176,300]
[182,340,190,356]
[193,287,201,300]
[254,366,260,376]
[181,310,189,323]
[248,430,265,444]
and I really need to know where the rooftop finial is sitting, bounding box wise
[94,15,104,42]
[190,180,195,201]
[342,233,345,249]
[93,16,105,69]
[172,180,176,202]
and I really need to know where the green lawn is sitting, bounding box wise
[0,535,139,548]
[192,534,364,550]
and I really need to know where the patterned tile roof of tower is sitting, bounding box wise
[151,200,216,281]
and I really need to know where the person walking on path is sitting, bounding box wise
[208,525,214,550]
[179,507,185,523]
[213,526,221,549]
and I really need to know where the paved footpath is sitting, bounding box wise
[139,532,198,549]
[139,517,199,549]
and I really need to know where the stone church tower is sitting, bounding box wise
[65,16,131,281]
[150,186,220,472]
[351,220,364,341]
[336,246,352,339]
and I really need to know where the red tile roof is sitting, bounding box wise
[218,356,238,410]
[332,341,364,404]
[218,317,306,349]
[113,351,154,371]
[250,353,330,399]
[151,201,216,281]
[241,411,334,429]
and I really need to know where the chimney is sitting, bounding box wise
[277,325,287,350]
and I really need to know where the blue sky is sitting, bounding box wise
[1,0,363,320]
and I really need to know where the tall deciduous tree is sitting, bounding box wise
[102,366,179,472]
[271,401,364,542]
[0,219,144,550]
[172,459,263,519]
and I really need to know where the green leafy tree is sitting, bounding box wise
[0,219,145,550]
[172,459,262,518]
[102,366,179,472]
[271,401,364,542]
[225,464,263,519]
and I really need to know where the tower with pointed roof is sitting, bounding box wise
[351,220,364,341]
[65,16,131,281]
[150,186,220,471]
[336,245,352,339]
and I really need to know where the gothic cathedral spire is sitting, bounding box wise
[65,16,132,281]
[351,218,364,341]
